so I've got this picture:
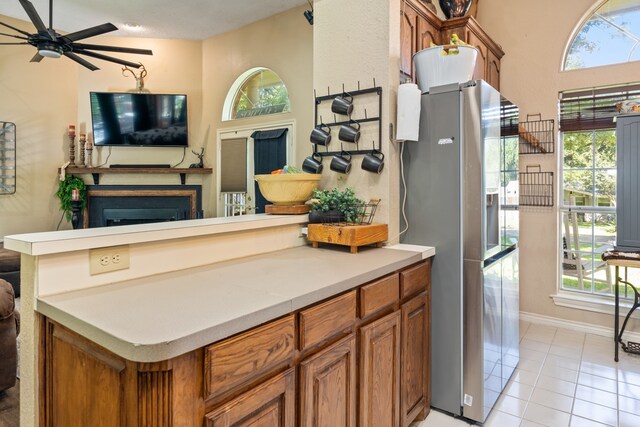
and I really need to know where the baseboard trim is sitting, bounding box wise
[520,311,640,343]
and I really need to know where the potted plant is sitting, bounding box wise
[56,175,87,223]
[308,188,364,224]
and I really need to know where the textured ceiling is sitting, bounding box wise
[0,0,309,40]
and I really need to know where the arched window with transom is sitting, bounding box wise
[222,67,291,121]
[563,0,640,70]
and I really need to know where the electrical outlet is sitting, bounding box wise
[90,245,130,275]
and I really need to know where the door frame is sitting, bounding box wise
[216,120,296,216]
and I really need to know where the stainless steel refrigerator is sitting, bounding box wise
[401,80,520,423]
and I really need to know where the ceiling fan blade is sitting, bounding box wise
[31,52,44,62]
[72,43,153,56]
[0,42,28,45]
[73,49,142,68]
[0,20,33,37]
[64,52,99,71]
[0,32,29,40]
[18,0,47,33]
[64,23,117,42]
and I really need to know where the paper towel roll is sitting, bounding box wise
[396,83,421,141]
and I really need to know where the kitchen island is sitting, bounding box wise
[5,215,434,426]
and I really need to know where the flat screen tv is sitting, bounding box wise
[90,92,188,147]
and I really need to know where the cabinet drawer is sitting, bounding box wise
[204,315,295,400]
[400,261,429,299]
[300,290,357,351]
[360,273,399,319]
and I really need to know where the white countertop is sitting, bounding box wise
[4,214,307,255]
[37,244,435,362]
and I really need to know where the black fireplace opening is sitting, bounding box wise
[86,185,203,228]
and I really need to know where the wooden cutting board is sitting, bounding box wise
[265,204,311,214]
[307,223,388,253]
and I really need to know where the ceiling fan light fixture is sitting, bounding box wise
[37,41,62,58]
[122,23,143,32]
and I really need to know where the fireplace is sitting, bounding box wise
[84,185,203,228]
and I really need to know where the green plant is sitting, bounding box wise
[310,188,365,223]
[56,175,87,221]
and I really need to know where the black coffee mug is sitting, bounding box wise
[332,94,354,116]
[302,153,324,174]
[362,150,385,174]
[330,151,352,174]
[310,124,332,146]
[338,120,361,143]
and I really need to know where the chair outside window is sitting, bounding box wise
[562,209,612,291]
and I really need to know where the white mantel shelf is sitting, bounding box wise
[4,214,307,256]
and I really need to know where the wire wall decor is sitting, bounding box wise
[0,121,16,195]
[519,113,555,155]
[519,165,554,207]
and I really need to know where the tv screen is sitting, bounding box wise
[90,92,188,147]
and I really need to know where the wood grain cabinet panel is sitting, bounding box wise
[300,334,357,427]
[299,290,356,351]
[401,292,430,426]
[400,4,418,82]
[360,311,402,427]
[44,321,132,427]
[439,14,504,91]
[204,315,295,400]
[360,273,399,319]
[204,368,295,427]
[400,261,430,299]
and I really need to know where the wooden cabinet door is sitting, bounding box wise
[401,292,430,427]
[400,4,418,82]
[416,12,439,53]
[360,311,402,427]
[486,49,501,91]
[204,368,295,427]
[300,334,357,427]
[45,321,132,427]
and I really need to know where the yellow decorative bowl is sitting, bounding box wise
[254,174,322,205]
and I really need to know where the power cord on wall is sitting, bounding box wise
[172,147,187,168]
[95,146,112,168]
[388,141,409,243]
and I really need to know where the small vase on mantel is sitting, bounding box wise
[439,0,473,19]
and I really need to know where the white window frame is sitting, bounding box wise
[222,67,291,122]
[216,120,296,217]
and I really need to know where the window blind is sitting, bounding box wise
[500,100,519,137]
[220,138,247,192]
[559,83,640,132]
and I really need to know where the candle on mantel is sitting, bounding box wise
[71,189,80,201]
[84,136,92,149]
[68,125,76,137]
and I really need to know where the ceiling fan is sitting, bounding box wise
[0,0,152,71]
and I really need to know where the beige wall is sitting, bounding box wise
[478,0,640,329]
[201,5,314,215]
[0,15,78,236]
[313,0,401,235]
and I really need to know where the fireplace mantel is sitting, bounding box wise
[60,166,213,185]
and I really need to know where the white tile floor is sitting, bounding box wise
[413,321,640,427]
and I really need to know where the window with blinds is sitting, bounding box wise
[559,83,640,132]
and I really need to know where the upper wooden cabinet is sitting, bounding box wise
[400,1,504,91]
[440,15,505,91]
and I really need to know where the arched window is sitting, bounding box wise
[563,0,640,70]
[222,67,290,121]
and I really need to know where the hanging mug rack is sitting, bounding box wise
[312,80,383,158]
